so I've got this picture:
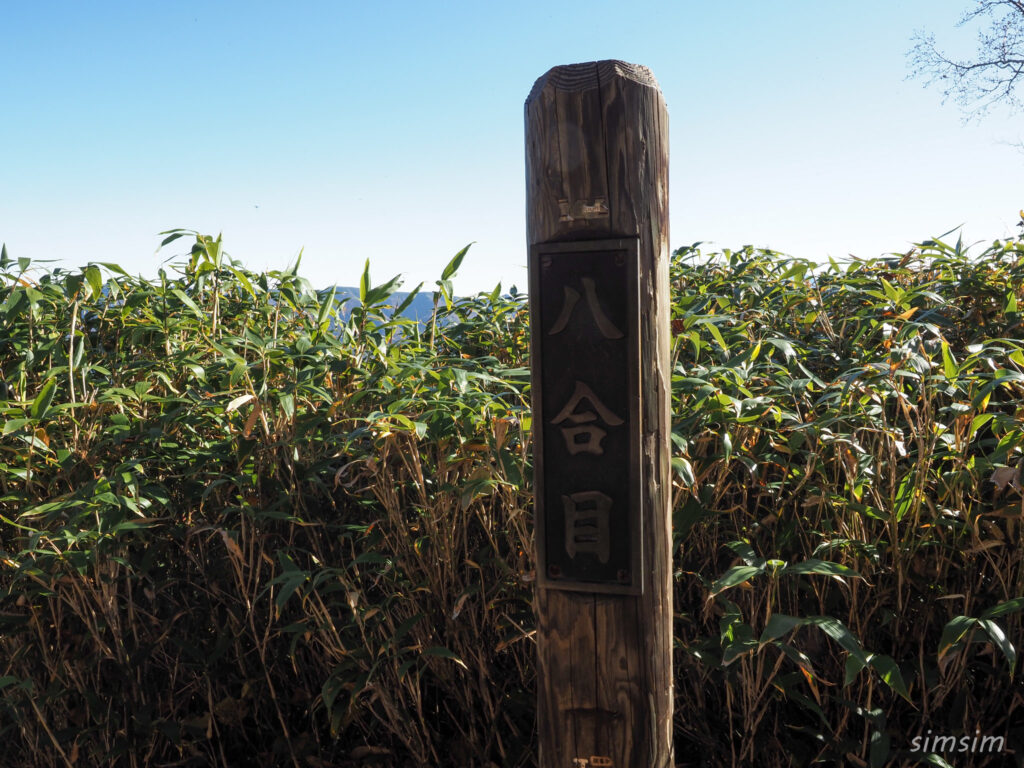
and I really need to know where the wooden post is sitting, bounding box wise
[526,61,672,768]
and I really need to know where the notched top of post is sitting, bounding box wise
[526,59,660,104]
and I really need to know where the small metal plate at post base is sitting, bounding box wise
[529,238,642,595]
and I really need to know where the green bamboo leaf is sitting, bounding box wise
[273,571,307,613]
[29,378,56,421]
[438,278,454,310]
[759,613,804,644]
[64,274,84,305]
[869,728,890,768]
[973,370,1024,408]
[158,230,190,247]
[937,615,977,659]
[229,361,247,387]
[394,283,424,317]
[980,597,1024,620]
[978,618,1017,675]
[317,285,337,326]
[229,267,257,299]
[773,642,819,680]
[283,247,303,278]
[321,675,343,712]
[940,341,958,381]
[722,633,758,666]
[225,394,255,413]
[709,565,763,596]
[3,288,27,319]
[441,243,473,282]
[3,418,31,435]
[894,473,916,522]
[672,496,713,542]
[210,232,223,269]
[867,653,911,701]
[784,559,862,579]
[84,265,103,299]
[359,259,370,304]
[390,613,425,647]
[808,616,867,662]
[422,645,468,670]
[770,335,798,360]
[880,276,903,304]
[363,274,404,307]
[970,413,994,434]
[278,393,295,420]
[671,456,695,486]
[725,540,762,566]
[779,262,808,283]
[701,318,729,352]
[96,261,129,276]
[397,657,421,681]
[351,552,387,566]
[0,675,28,692]
[844,651,867,686]
[171,288,204,320]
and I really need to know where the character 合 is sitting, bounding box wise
[551,380,623,456]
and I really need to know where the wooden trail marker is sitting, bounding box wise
[526,61,673,767]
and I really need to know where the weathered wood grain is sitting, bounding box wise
[526,60,673,768]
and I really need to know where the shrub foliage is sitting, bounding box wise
[0,231,1022,766]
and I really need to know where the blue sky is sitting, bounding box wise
[3,1,1020,294]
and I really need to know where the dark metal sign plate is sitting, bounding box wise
[529,238,642,594]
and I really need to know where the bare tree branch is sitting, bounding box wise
[908,0,1024,118]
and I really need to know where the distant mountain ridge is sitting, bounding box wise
[328,286,439,323]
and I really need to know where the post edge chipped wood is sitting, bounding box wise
[526,61,673,767]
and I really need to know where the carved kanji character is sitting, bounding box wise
[551,380,623,455]
[562,491,612,563]
[548,277,623,339]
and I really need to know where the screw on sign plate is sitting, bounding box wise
[571,758,613,767]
